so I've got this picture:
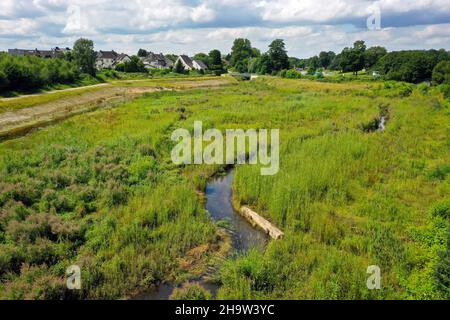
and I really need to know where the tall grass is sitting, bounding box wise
[0,77,448,299]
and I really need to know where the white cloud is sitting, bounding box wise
[191,3,216,23]
[0,0,449,57]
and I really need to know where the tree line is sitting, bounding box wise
[226,38,449,84]
[1,36,449,94]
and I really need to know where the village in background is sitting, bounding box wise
[1,37,449,97]
[7,47,209,72]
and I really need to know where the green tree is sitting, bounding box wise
[340,40,366,75]
[432,60,450,84]
[378,50,449,83]
[72,38,96,76]
[230,38,254,71]
[165,54,178,63]
[308,56,320,71]
[137,49,148,57]
[268,39,289,72]
[319,51,335,69]
[174,60,185,74]
[193,53,210,67]
[209,49,224,73]
[121,56,146,73]
[288,57,301,69]
[329,53,342,70]
[209,50,222,66]
[364,46,387,69]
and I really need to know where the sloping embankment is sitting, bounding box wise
[0,78,235,141]
[240,206,284,240]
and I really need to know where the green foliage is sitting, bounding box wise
[280,69,302,79]
[170,284,212,300]
[364,46,387,69]
[0,77,448,300]
[230,38,256,72]
[432,61,450,84]
[116,56,147,73]
[193,53,210,68]
[208,49,224,73]
[377,49,449,83]
[174,60,186,74]
[319,51,336,69]
[0,53,80,94]
[72,38,96,76]
[268,39,289,72]
[137,49,148,57]
[340,40,366,75]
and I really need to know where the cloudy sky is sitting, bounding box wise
[1,0,450,58]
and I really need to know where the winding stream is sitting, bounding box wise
[136,169,268,300]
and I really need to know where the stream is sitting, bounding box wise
[136,169,268,300]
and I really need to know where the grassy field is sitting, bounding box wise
[0,77,448,299]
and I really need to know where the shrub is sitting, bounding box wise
[430,200,450,219]
[439,84,450,100]
[281,69,302,79]
[170,284,212,300]
[432,61,450,84]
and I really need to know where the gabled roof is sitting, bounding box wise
[116,53,130,61]
[194,59,208,70]
[97,51,117,59]
[179,55,194,69]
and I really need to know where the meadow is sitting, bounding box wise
[0,77,448,299]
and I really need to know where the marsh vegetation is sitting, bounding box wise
[0,77,448,299]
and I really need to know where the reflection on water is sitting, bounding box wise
[206,170,268,252]
[135,168,268,300]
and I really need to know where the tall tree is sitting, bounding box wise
[340,40,366,75]
[308,56,320,71]
[72,38,96,76]
[319,51,336,69]
[174,60,185,74]
[364,46,387,69]
[209,49,223,70]
[230,38,254,71]
[268,39,289,72]
[137,49,148,57]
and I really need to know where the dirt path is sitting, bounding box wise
[0,78,235,141]
[0,83,110,102]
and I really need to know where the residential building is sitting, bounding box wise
[8,47,70,58]
[175,55,208,71]
[140,52,173,69]
[95,51,118,69]
[116,53,131,65]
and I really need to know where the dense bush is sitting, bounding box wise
[280,69,302,79]
[0,53,80,93]
[377,49,449,83]
[432,61,450,84]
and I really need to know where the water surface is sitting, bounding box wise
[135,169,268,300]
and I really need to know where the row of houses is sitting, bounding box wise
[8,47,71,58]
[95,51,207,71]
[94,51,131,69]
[7,47,208,71]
